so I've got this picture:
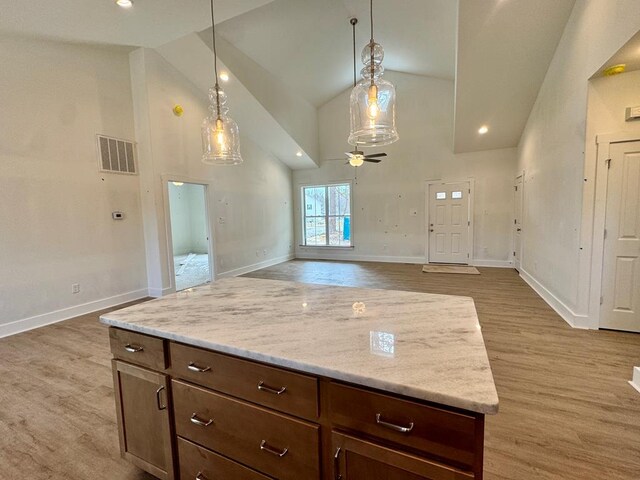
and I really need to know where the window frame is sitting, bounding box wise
[300,181,354,248]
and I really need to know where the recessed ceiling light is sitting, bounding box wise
[296,151,303,157]
[115,0,133,8]
[219,72,229,82]
[478,125,489,135]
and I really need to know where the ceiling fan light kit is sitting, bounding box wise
[201,0,243,165]
[348,0,399,147]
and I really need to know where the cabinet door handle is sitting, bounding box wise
[195,472,207,480]
[187,362,211,373]
[156,386,167,410]
[257,381,287,395]
[334,447,342,480]
[260,440,288,458]
[375,413,414,433]
[124,344,144,353]
[190,413,213,427]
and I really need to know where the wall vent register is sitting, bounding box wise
[97,135,137,174]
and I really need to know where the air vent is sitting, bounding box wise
[97,135,137,174]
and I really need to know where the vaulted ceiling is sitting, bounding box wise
[0,0,578,161]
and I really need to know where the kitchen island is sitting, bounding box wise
[101,277,498,480]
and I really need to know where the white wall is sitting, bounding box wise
[294,72,516,266]
[0,36,147,333]
[130,48,294,295]
[516,0,640,327]
[168,183,208,255]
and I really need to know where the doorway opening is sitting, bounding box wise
[513,173,524,272]
[167,182,212,291]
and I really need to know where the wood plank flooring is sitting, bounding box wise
[0,259,638,479]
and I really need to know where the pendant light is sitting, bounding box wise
[201,0,243,165]
[348,0,398,147]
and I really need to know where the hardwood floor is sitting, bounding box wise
[245,260,640,480]
[0,259,638,479]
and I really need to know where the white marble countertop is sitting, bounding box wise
[100,277,498,414]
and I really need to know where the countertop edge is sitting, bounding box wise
[100,317,499,415]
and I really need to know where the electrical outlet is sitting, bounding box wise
[263,249,267,256]
[218,216,225,224]
[71,283,80,294]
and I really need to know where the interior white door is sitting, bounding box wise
[428,182,470,264]
[600,141,640,332]
[513,175,523,272]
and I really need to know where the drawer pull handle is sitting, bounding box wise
[190,413,214,427]
[195,472,207,480]
[260,440,289,458]
[124,344,144,353]
[257,381,287,395]
[188,362,211,373]
[375,413,414,433]
[334,447,342,480]
[156,386,167,411]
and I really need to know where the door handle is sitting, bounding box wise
[430,229,434,232]
[517,228,521,232]
[156,386,167,411]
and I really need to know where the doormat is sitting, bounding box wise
[422,265,480,275]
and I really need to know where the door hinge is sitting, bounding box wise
[605,158,611,169]
[600,296,603,305]
[515,185,518,191]
[513,251,516,256]
[468,220,470,226]
[467,253,470,258]
[468,188,471,194]
[604,228,607,239]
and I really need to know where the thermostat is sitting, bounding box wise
[112,211,125,220]
[625,106,640,121]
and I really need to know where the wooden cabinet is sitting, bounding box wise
[112,360,175,480]
[108,328,485,480]
[332,432,474,480]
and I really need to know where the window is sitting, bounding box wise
[302,183,351,246]
[436,192,446,200]
[452,191,463,199]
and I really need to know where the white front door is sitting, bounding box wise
[514,175,523,272]
[428,182,470,264]
[600,141,640,332]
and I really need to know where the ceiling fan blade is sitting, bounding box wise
[344,152,356,158]
[364,153,387,158]
[364,158,382,163]
[326,158,347,161]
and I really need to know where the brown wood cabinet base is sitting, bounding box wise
[108,328,485,480]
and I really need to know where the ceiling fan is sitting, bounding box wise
[339,150,387,167]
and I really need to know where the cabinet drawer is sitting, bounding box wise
[172,380,320,480]
[178,437,272,480]
[328,383,480,469]
[333,431,474,480]
[109,328,167,370]
[169,342,318,420]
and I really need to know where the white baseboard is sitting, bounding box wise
[0,289,149,339]
[147,286,174,298]
[519,269,591,329]
[630,367,640,395]
[295,251,425,264]
[471,259,514,268]
[217,254,295,279]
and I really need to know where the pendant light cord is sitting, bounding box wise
[210,0,221,120]
[351,18,357,87]
[369,0,375,87]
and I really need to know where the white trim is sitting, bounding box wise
[0,289,148,339]
[596,131,640,145]
[147,287,174,298]
[472,259,513,268]
[161,174,216,293]
[519,269,590,329]
[424,179,475,264]
[216,254,295,278]
[296,251,424,264]
[513,171,525,271]
[589,135,640,330]
[629,367,640,395]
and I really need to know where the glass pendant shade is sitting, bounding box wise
[348,41,398,147]
[201,87,243,165]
